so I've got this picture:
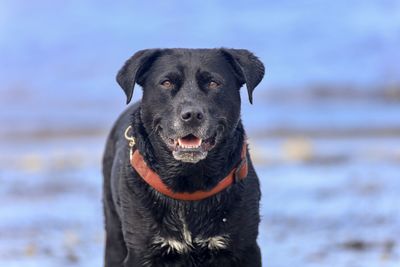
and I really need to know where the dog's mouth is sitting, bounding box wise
[167,134,216,151]
[164,133,216,163]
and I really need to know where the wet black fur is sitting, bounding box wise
[103,48,265,266]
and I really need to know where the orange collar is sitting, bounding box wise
[130,142,248,201]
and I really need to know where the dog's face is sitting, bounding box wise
[117,48,264,163]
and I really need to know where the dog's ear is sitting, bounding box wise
[221,49,265,104]
[116,49,161,104]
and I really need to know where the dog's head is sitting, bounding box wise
[117,48,264,163]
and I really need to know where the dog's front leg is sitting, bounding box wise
[104,196,128,266]
[123,248,143,267]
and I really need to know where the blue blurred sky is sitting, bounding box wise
[0,0,400,136]
[1,0,400,101]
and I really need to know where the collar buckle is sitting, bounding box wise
[124,126,136,147]
[124,126,136,162]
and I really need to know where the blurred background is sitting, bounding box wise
[1,0,400,266]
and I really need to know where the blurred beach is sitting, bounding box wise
[1,1,400,266]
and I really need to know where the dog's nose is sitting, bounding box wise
[180,108,204,124]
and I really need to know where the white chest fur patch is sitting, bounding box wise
[194,235,230,250]
[153,236,192,254]
[152,213,194,254]
[153,210,229,254]
[153,235,230,254]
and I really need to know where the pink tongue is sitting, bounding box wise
[178,136,202,146]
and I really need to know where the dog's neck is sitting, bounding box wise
[130,108,245,193]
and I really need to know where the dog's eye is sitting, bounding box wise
[161,80,173,89]
[208,81,220,89]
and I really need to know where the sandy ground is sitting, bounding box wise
[1,125,399,266]
[1,88,400,266]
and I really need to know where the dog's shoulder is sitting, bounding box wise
[103,101,140,172]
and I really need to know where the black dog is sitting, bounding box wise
[102,48,265,267]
